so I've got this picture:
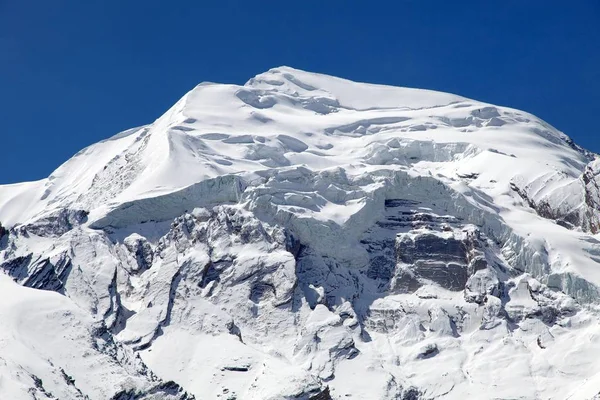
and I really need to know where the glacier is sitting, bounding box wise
[2,66,600,399]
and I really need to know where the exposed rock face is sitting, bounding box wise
[582,159,600,233]
[20,208,88,237]
[0,222,7,239]
[110,381,194,400]
[0,252,73,293]
[123,234,154,273]
[396,231,469,291]
[509,158,600,234]
[309,387,332,400]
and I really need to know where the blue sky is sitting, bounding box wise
[1,1,598,183]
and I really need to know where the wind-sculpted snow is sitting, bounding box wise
[2,67,600,399]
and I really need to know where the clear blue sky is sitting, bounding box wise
[1,1,599,184]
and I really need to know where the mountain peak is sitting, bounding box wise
[245,65,467,110]
[0,67,588,228]
[2,67,600,399]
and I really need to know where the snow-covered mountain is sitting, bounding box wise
[2,66,600,399]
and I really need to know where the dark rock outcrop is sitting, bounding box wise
[396,233,469,291]
[0,252,73,293]
[110,380,195,400]
[309,387,333,400]
[124,234,154,273]
[20,209,88,237]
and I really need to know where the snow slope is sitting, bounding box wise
[2,67,600,399]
